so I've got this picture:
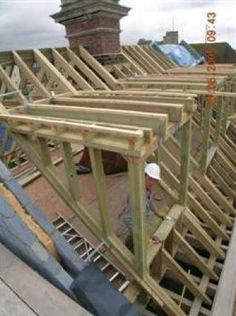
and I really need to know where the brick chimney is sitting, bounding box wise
[51,0,130,63]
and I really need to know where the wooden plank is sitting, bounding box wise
[33,49,78,94]
[13,51,51,98]
[121,49,146,75]
[164,289,210,316]
[208,165,236,199]
[112,64,127,79]
[200,107,212,173]
[138,46,165,73]
[60,141,81,201]
[173,230,218,280]
[215,150,236,180]
[214,96,224,145]
[188,192,229,241]
[0,65,27,104]
[211,159,236,190]
[74,89,197,98]
[89,148,112,238]
[128,158,147,277]
[50,97,184,122]
[123,46,151,74]
[218,136,236,165]
[127,45,157,74]
[122,81,208,91]
[0,66,13,101]
[183,209,225,259]
[179,118,192,205]
[122,63,136,77]
[1,112,158,158]
[52,48,93,90]
[14,134,103,241]
[147,204,184,266]
[189,176,232,227]
[189,225,225,316]
[196,173,236,216]
[76,46,118,90]
[25,104,167,136]
[162,249,212,304]
[66,48,109,90]
[69,94,195,113]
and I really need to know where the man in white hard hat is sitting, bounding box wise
[122,163,163,245]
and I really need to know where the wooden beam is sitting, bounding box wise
[76,46,118,90]
[50,97,183,122]
[189,225,225,316]
[0,65,27,104]
[24,104,167,136]
[128,158,147,277]
[196,173,236,216]
[89,148,112,238]
[121,49,146,75]
[52,48,93,91]
[183,209,225,259]
[173,229,218,280]
[147,204,184,266]
[13,51,51,98]
[200,107,212,173]
[208,165,236,200]
[59,141,81,201]
[189,176,232,227]
[66,48,109,90]
[162,249,212,305]
[33,49,78,94]
[0,113,157,157]
[188,192,229,241]
[179,118,192,205]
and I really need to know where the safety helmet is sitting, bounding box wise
[145,163,161,180]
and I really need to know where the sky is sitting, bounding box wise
[0,0,235,52]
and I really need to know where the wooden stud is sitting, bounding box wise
[128,157,147,277]
[179,118,192,205]
[89,148,112,238]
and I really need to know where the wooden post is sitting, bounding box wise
[179,118,192,205]
[214,96,223,145]
[60,141,81,201]
[89,148,112,238]
[128,157,147,277]
[200,106,212,174]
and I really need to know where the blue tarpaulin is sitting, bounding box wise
[151,40,205,67]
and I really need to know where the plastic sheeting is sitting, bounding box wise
[151,41,205,67]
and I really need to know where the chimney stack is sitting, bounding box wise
[52,0,130,63]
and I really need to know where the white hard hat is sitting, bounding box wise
[145,163,161,180]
